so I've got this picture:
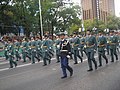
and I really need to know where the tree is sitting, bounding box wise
[106,15,119,31]
[0,0,82,36]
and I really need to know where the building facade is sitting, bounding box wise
[82,0,115,23]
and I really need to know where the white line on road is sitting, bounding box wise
[0,61,9,65]
[0,58,56,72]
[0,56,98,72]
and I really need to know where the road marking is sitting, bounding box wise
[0,56,98,72]
[0,61,9,65]
[0,58,56,72]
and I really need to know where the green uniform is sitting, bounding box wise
[30,40,37,64]
[42,39,51,66]
[80,37,85,57]
[48,39,54,59]
[21,41,27,62]
[109,35,118,62]
[84,35,97,71]
[116,34,120,52]
[26,41,32,61]
[69,37,73,59]
[97,35,108,66]
[36,39,42,60]
[8,42,17,68]
[55,38,61,62]
[4,42,9,60]
[73,36,83,64]
[14,41,21,61]
[106,35,110,55]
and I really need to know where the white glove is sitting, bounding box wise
[104,48,107,51]
[84,45,87,48]
[67,55,70,59]
[57,45,60,48]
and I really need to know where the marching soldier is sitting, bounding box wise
[14,39,21,61]
[21,38,28,62]
[109,31,118,62]
[84,31,97,71]
[72,32,83,64]
[55,35,61,63]
[80,35,85,57]
[115,32,120,53]
[35,36,42,61]
[48,35,54,62]
[97,32,108,67]
[26,38,32,61]
[106,34,110,55]
[68,35,74,60]
[4,40,9,60]
[42,35,51,66]
[7,39,17,68]
[30,37,39,64]
[59,32,73,79]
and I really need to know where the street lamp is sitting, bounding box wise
[39,0,43,40]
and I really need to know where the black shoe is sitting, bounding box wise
[95,66,97,70]
[23,61,26,63]
[61,76,67,79]
[87,69,93,72]
[116,58,118,61]
[9,66,13,68]
[74,62,78,64]
[106,60,108,64]
[70,69,73,77]
[111,61,114,62]
[43,64,47,66]
[32,62,35,64]
[81,59,83,63]
[38,59,40,62]
[49,61,51,64]
[15,64,17,67]
[56,61,60,63]
[98,65,102,67]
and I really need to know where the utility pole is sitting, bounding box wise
[96,0,100,34]
[39,0,43,40]
[81,0,84,32]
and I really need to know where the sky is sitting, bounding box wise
[72,0,120,17]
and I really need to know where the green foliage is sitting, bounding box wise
[106,15,120,30]
[0,0,82,36]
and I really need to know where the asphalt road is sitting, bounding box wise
[0,51,120,90]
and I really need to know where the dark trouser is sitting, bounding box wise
[22,52,27,62]
[43,51,51,65]
[98,50,108,66]
[9,56,17,68]
[56,50,60,62]
[15,51,21,61]
[4,50,9,60]
[37,49,42,59]
[110,48,118,62]
[31,49,36,64]
[56,54,60,62]
[80,48,84,57]
[106,44,109,55]
[86,51,97,70]
[80,46,84,57]
[116,46,119,52]
[74,50,83,63]
[61,56,73,77]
